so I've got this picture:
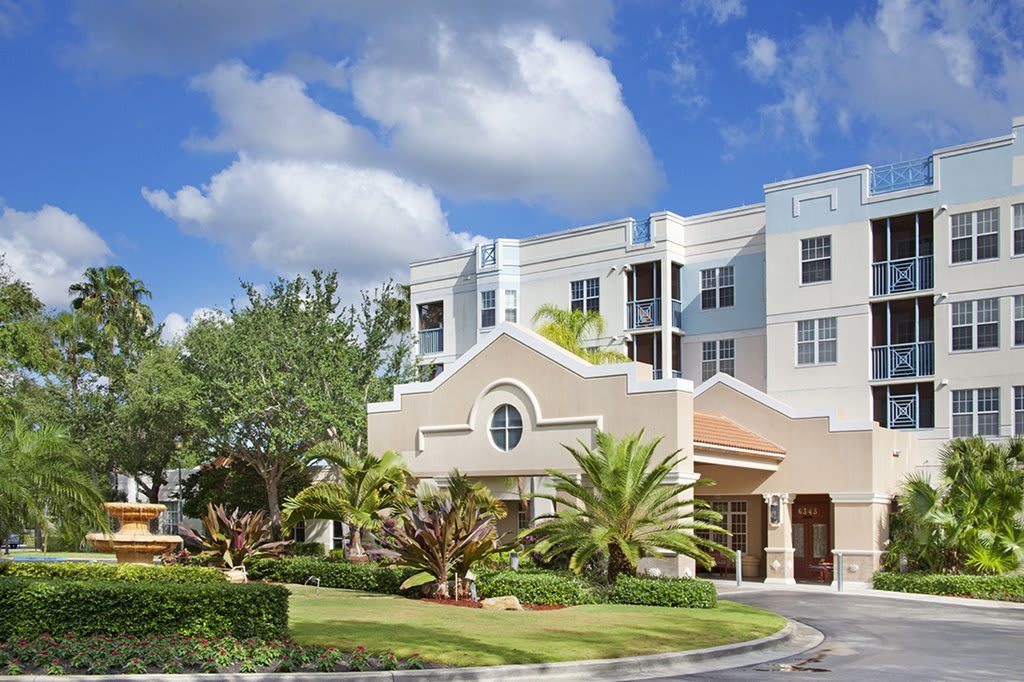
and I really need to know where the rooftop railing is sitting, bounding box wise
[869,157,933,194]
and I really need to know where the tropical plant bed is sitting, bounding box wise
[420,597,567,611]
[289,586,785,667]
[0,633,426,676]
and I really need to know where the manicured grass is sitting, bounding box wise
[5,551,116,561]
[289,586,785,667]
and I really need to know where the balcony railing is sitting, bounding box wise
[626,298,661,329]
[480,243,496,268]
[671,369,682,379]
[871,255,933,296]
[652,369,662,380]
[629,217,651,245]
[872,341,934,380]
[888,394,919,429]
[671,299,683,329]
[869,157,933,195]
[418,328,444,355]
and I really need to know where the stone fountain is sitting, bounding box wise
[86,502,183,564]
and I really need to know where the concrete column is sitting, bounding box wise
[660,253,673,376]
[829,493,892,587]
[763,493,795,584]
[638,470,700,578]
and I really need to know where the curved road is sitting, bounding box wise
[658,590,1023,681]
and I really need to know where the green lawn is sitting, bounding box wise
[4,551,116,561]
[289,586,785,667]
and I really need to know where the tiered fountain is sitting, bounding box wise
[86,502,183,564]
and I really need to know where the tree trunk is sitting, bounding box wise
[350,527,365,557]
[266,474,281,540]
[607,543,635,584]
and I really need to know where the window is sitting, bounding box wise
[570,277,600,313]
[952,388,1000,438]
[1014,204,1023,256]
[292,520,306,543]
[517,506,530,532]
[332,520,346,550]
[489,405,523,451]
[1015,386,1024,436]
[800,236,832,284]
[952,299,999,351]
[701,501,747,553]
[951,208,999,263]
[504,289,518,323]
[480,290,496,328]
[701,339,735,382]
[796,318,837,365]
[1016,296,1024,346]
[700,266,735,310]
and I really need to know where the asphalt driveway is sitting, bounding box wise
[662,590,1023,681]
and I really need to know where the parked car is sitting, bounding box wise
[3,533,20,549]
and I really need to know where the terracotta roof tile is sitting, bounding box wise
[693,411,786,457]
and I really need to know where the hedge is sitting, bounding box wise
[475,569,600,606]
[246,557,417,594]
[0,561,226,583]
[609,575,717,608]
[872,572,1024,602]
[287,542,326,557]
[0,577,289,639]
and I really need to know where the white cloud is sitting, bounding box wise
[159,306,221,344]
[350,26,661,214]
[0,200,111,306]
[705,0,746,24]
[143,156,482,287]
[740,33,779,80]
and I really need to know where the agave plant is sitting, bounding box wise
[179,503,292,568]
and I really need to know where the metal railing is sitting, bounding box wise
[671,299,683,329]
[630,217,651,245]
[418,328,443,355]
[888,394,919,429]
[652,369,662,380]
[869,157,933,194]
[871,341,934,379]
[626,298,660,329]
[671,369,682,379]
[480,243,496,267]
[871,255,933,296]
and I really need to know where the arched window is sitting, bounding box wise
[490,405,523,451]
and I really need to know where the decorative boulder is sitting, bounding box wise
[481,595,524,611]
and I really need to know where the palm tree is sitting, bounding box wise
[0,416,108,552]
[531,304,629,364]
[528,430,728,583]
[281,444,412,558]
[69,265,154,359]
[52,311,94,399]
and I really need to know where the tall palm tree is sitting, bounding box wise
[528,430,728,583]
[531,304,629,365]
[52,311,94,399]
[69,265,154,352]
[0,416,108,551]
[282,444,412,558]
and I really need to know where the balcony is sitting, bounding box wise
[418,328,444,355]
[671,299,683,329]
[627,298,661,329]
[887,394,920,429]
[869,157,933,195]
[480,243,496,268]
[630,217,651,245]
[871,341,934,380]
[872,255,933,296]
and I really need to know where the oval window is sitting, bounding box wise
[489,405,523,451]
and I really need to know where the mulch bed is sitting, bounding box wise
[421,598,567,611]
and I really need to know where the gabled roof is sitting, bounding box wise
[693,411,785,458]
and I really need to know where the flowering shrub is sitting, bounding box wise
[0,634,426,675]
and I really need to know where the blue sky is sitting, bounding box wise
[1,0,1022,338]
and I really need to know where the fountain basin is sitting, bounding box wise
[86,502,182,565]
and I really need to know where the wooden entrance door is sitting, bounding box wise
[792,495,831,582]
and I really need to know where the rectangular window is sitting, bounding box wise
[504,289,518,323]
[1014,204,1024,256]
[292,521,306,543]
[701,339,736,382]
[952,299,999,351]
[800,235,832,284]
[480,290,496,328]
[951,208,999,263]
[570,277,600,313]
[796,318,837,365]
[332,520,345,550]
[1015,386,1024,436]
[517,506,530,532]
[704,501,747,553]
[700,266,735,310]
[952,388,1000,438]
[1015,296,1024,347]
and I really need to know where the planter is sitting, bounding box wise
[741,555,761,579]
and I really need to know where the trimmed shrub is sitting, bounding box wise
[287,541,326,557]
[247,557,417,594]
[609,575,717,608]
[872,572,1024,602]
[475,569,600,606]
[0,577,289,639]
[0,561,226,583]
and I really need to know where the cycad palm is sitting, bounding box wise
[531,304,628,364]
[529,431,727,583]
[282,444,412,557]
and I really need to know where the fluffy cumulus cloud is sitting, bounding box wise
[740,33,779,80]
[159,307,222,344]
[0,201,111,306]
[143,156,481,287]
[727,0,1024,156]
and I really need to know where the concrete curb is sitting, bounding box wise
[11,619,823,682]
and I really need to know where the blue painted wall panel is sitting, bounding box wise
[678,251,766,335]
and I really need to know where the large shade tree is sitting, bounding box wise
[528,431,728,583]
[183,272,414,537]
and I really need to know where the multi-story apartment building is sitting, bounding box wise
[409,115,1024,471]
